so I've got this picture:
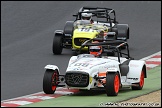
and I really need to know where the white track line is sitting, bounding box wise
[1,87,64,102]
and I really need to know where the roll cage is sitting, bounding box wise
[79,38,134,63]
[73,6,118,28]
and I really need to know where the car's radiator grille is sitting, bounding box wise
[65,71,89,87]
[74,38,90,46]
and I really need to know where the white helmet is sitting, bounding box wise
[81,10,92,20]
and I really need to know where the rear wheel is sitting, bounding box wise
[52,34,63,55]
[43,69,59,94]
[116,24,129,40]
[116,24,129,49]
[105,72,120,96]
[132,70,144,90]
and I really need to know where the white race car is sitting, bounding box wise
[43,38,147,96]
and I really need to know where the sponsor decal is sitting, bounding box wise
[127,78,138,80]
[74,63,89,67]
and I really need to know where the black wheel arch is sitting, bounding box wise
[64,21,74,37]
[54,30,64,36]
[52,31,64,55]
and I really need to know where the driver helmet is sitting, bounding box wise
[81,10,92,20]
[89,41,102,57]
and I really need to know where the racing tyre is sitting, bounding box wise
[43,69,59,94]
[131,70,144,90]
[116,24,129,49]
[64,21,74,36]
[52,34,63,55]
[105,72,120,96]
[116,24,129,40]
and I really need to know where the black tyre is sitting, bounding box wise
[52,34,63,55]
[105,72,120,96]
[43,69,59,94]
[116,24,129,40]
[64,21,74,36]
[131,70,144,90]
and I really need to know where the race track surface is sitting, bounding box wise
[1,1,161,100]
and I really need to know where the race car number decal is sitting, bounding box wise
[78,28,93,32]
[74,63,89,67]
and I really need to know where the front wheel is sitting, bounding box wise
[43,69,59,94]
[52,34,63,55]
[105,72,120,96]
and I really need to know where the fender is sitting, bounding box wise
[107,68,121,79]
[107,68,118,72]
[54,30,69,45]
[44,64,60,72]
[67,56,78,67]
[64,21,74,37]
[54,30,64,36]
[127,60,146,83]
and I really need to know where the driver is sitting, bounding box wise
[89,41,103,57]
[81,10,94,24]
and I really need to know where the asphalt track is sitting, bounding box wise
[1,1,161,101]
[21,66,161,107]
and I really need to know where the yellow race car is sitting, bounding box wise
[52,7,129,55]
[72,20,109,51]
